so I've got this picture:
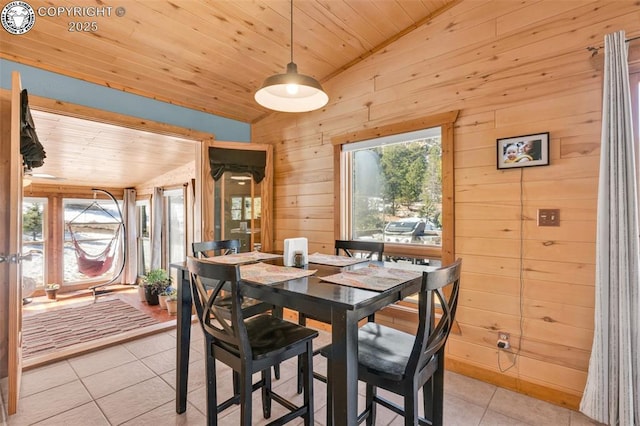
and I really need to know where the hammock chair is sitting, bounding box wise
[68,225,121,277]
[66,189,125,288]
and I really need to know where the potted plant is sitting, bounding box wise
[142,269,171,306]
[44,283,60,300]
[158,286,175,309]
[135,275,147,302]
[165,288,178,315]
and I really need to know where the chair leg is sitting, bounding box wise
[423,379,434,423]
[302,341,314,426]
[204,338,218,426]
[297,313,307,394]
[240,366,253,426]
[273,364,280,380]
[273,307,283,380]
[431,361,445,426]
[365,384,376,426]
[325,357,332,426]
[404,391,419,426]
[261,368,272,419]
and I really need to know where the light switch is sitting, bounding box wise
[538,209,560,226]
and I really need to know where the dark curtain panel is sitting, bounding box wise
[208,147,266,183]
[20,89,46,169]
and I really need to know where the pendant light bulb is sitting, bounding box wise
[286,84,299,95]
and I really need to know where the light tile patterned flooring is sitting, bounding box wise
[4,324,602,425]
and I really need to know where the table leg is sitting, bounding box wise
[176,271,192,413]
[329,309,358,426]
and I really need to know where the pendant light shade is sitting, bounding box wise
[254,1,328,112]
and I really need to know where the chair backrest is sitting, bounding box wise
[407,258,462,375]
[186,256,250,356]
[335,240,384,260]
[192,239,241,258]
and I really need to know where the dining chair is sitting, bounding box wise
[192,239,241,258]
[334,239,384,260]
[192,240,279,320]
[187,256,318,426]
[296,239,385,393]
[322,258,462,426]
[192,240,282,379]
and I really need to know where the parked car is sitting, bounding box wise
[383,218,440,244]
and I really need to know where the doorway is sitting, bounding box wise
[17,100,210,367]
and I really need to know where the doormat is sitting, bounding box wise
[22,298,159,360]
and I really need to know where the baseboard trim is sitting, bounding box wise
[446,357,582,410]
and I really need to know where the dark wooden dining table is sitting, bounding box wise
[170,257,430,425]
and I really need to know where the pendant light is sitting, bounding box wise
[254,0,328,112]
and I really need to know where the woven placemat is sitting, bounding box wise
[22,298,159,359]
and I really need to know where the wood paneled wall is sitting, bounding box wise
[252,0,640,408]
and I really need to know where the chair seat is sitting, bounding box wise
[219,315,318,359]
[321,322,414,381]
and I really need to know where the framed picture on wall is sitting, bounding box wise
[497,132,549,169]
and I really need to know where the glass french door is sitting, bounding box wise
[213,171,262,252]
[164,187,186,266]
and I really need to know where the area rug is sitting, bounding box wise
[22,298,159,360]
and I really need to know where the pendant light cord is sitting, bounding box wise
[290,0,294,63]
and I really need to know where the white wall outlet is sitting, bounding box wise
[497,332,510,349]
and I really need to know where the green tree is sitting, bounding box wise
[378,142,427,215]
[23,203,43,241]
[420,141,442,225]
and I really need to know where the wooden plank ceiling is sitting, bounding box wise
[3,0,457,188]
[25,110,197,188]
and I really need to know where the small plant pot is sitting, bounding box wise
[144,286,159,305]
[45,288,58,300]
[158,294,168,309]
[166,299,178,315]
[137,285,146,302]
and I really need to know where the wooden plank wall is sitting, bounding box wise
[252,0,640,409]
[0,96,12,378]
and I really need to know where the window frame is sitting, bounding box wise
[136,196,151,276]
[332,111,459,266]
[162,185,188,268]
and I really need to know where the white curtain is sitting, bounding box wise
[580,30,640,426]
[120,188,138,284]
[150,187,164,270]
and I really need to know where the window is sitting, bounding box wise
[136,198,151,275]
[335,112,458,267]
[164,188,186,265]
[22,198,47,288]
[214,172,263,252]
[341,128,443,263]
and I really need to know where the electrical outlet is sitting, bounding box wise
[497,332,510,349]
[538,209,560,226]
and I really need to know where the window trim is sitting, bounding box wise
[332,111,459,266]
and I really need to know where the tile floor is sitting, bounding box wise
[3,324,603,426]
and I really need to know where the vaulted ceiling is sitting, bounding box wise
[3,0,457,123]
[3,0,458,187]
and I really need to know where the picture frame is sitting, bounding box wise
[497,132,549,169]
